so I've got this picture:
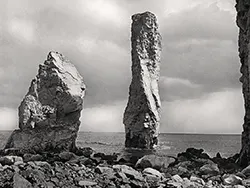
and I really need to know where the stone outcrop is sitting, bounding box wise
[123,11,161,149]
[236,0,250,166]
[5,51,85,153]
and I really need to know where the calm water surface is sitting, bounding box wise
[0,131,241,158]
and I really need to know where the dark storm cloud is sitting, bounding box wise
[0,0,243,133]
[1,0,239,107]
[160,2,240,98]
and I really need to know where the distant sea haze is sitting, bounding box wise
[0,131,240,158]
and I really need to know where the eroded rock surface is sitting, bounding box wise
[5,51,85,153]
[236,0,250,166]
[123,11,161,149]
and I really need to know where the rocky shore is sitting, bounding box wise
[0,147,248,188]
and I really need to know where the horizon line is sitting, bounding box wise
[0,130,241,135]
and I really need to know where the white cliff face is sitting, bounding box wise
[123,12,162,149]
[236,0,250,166]
[5,51,86,153]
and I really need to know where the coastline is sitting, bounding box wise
[0,146,247,188]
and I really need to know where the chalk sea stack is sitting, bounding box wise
[236,0,250,166]
[5,51,85,153]
[123,11,162,149]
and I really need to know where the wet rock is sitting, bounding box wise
[5,51,86,153]
[123,11,162,149]
[135,154,175,170]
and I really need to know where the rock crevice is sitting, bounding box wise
[123,11,161,149]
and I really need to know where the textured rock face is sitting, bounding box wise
[236,0,250,166]
[123,11,161,149]
[5,51,85,153]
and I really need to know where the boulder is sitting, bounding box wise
[143,168,163,187]
[199,163,220,176]
[190,175,205,186]
[142,167,162,179]
[59,151,76,162]
[4,51,86,153]
[135,154,175,170]
[177,148,210,161]
[23,153,43,162]
[242,179,250,187]
[13,173,33,188]
[74,147,94,157]
[95,165,114,174]
[0,168,15,187]
[123,11,162,149]
[113,164,144,181]
[0,156,23,166]
[222,174,242,186]
[241,165,250,177]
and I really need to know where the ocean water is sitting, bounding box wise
[0,131,241,158]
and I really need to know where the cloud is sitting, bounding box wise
[7,19,36,43]
[80,101,125,132]
[161,89,244,134]
[79,89,244,134]
[160,77,200,88]
[0,0,243,134]
[0,108,17,130]
[162,2,236,41]
[82,0,127,27]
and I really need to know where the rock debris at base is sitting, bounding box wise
[0,147,248,188]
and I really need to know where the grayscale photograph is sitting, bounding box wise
[0,0,248,187]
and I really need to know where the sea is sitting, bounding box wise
[0,131,241,159]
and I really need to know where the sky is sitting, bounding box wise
[0,0,243,134]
